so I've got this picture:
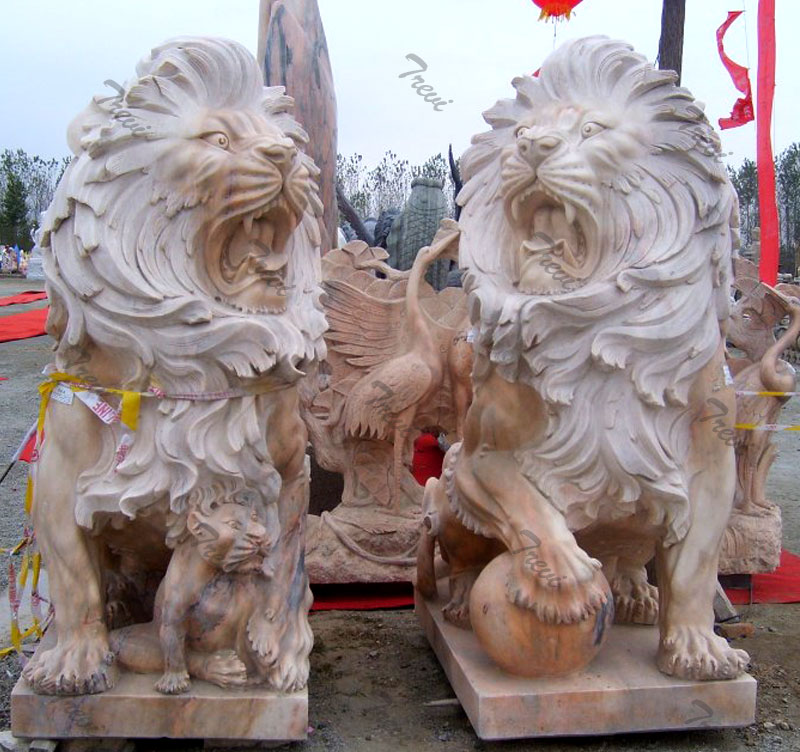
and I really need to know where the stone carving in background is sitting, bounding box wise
[259,0,338,253]
[387,177,450,290]
[418,36,749,683]
[722,257,800,574]
[302,221,471,583]
[17,37,325,735]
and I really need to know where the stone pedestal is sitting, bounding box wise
[24,247,44,281]
[12,635,307,743]
[719,504,782,575]
[305,509,418,583]
[416,583,756,740]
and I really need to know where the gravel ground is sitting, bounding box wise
[0,276,799,751]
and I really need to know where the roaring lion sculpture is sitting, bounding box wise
[23,37,325,696]
[418,36,749,680]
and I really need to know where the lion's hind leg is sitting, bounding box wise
[579,531,659,626]
[611,562,659,626]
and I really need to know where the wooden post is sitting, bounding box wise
[657,0,686,84]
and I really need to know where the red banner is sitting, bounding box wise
[757,0,779,286]
[716,11,754,129]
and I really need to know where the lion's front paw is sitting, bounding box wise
[155,670,191,694]
[23,635,116,695]
[200,650,248,689]
[658,626,750,680]
[612,575,659,625]
[507,538,606,624]
[247,610,286,667]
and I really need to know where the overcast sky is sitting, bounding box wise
[0,1,796,170]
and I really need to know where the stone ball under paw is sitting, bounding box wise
[469,552,614,677]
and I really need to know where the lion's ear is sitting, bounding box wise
[186,511,216,543]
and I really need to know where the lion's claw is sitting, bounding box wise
[506,537,609,624]
[658,626,750,680]
[200,650,248,688]
[155,670,191,694]
[612,572,659,625]
[23,638,116,696]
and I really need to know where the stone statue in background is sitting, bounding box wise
[721,257,800,574]
[387,177,450,290]
[418,36,749,681]
[302,222,472,583]
[23,37,325,699]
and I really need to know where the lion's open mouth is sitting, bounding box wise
[507,183,592,294]
[218,194,299,313]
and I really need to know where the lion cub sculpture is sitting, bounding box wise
[110,483,284,694]
[22,37,326,696]
[417,36,749,681]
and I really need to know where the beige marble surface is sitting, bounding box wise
[12,664,306,742]
[13,629,307,741]
[416,582,756,740]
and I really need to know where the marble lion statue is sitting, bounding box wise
[24,37,326,695]
[418,36,750,680]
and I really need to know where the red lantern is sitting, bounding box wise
[532,0,583,21]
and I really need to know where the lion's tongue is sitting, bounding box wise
[524,206,581,268]
[227,221,280,286]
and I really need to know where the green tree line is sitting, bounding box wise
[336,151,455,221]
[728,143,800,274]
[0,149,70,251]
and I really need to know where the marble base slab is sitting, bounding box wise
[416,583,756,740]
[11,635,307,742]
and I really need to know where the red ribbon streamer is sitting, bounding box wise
[757,0,779,286]
[716,11,754,129]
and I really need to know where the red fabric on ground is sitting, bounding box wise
[0,291,47,307]
[18,432,36,463]
[725,550,800,605]
[310,582,414,611]
[310,549,800,611]
[0,307,48,343]
[412,433,444,485]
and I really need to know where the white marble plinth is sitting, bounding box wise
[24,247,44,280]
[416,583,756,740]
[12,637,307,742]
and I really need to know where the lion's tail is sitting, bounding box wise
[416,477,440,599]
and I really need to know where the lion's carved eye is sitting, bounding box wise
[227,519,243,531]
[203,131,230,150]
[515,126,528,139]
[581,121,606,139]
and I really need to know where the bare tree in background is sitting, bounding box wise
[658,0,686,84]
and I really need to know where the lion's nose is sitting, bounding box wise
[516,131,562,170]
[254,140,297,174]
[248,520,268,541]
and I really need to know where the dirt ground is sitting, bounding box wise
[1,276,799,751]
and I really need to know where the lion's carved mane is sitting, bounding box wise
[457,36,737,542]
[38,37,326,529]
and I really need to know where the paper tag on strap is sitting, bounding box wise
[74,390,119,425]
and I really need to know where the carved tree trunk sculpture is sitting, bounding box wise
[258,0,338,252]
